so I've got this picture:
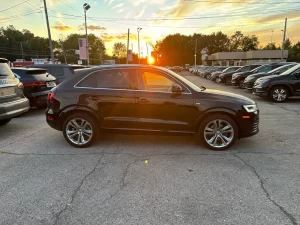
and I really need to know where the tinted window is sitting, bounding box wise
[281,64,300,76]
[78,69,136,89]
[48,67,64,76]
[258,65,272,73]
[0,63,15,78]
[240,66,250,72]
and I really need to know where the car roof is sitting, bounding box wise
[27,64,71,68]
[11,67,47,71]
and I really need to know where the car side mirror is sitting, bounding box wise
[171,83,183,93]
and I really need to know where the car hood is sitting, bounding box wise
[197,89,255,105]
[220,71,235,77]
[258,74,286,80]
[246,73,270,81]
[233,71,252,77]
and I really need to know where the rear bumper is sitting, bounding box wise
[0,98,30,120]
[28,90,51,106]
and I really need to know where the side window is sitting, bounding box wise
[258,65,271,73]
[48,67,64,76]
[77,69,136,89]
[241,66,250,72]
[292,68,300,79]
[139,70,175,92]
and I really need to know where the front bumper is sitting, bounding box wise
[0,98,30,120]
[231,78,239,86]
[245,82,255,90]
[238,111,259,138]
[253,87,268,97]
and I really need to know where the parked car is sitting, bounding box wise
[216,65,261,85]
[204,66,227,79]
[231,63,293,89]
[26,64,88,83]
[46,64,259,150]
[244,63,298,91]
[211,66,241,82]
[253,64,300,102]
[11,68,57,108]
[0,58,29,126]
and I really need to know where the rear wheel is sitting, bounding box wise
[239,79,246,89]
[270,86,289,102]
[0,118,11,126]
[199,114,238,151]
[63,113,98,148]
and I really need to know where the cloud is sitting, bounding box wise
[104,0,115,5]
[78,23,106,31]
[255,10,300,24]
[101,32,151,42]
[136,6,147,18]
[51,21,72,31]
[128,0,164,7]
[112,3,124,9]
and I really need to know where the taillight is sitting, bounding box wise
[48,92,55,101]
[18,82,24,89]
[23,81,45,87]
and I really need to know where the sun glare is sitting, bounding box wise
[148,56,155,64]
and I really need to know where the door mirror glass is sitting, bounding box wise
[171,83,183,93]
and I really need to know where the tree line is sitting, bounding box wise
[1,25,299,65]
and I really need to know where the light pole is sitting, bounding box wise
[194,39,197,68]
[137,27,142,64]
[83,3,90,65]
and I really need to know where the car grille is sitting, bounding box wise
[252,120,259,133]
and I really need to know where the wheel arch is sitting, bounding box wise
[196,108,241,138]
[269,84,293,97]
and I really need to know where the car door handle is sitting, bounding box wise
[137,98,149,104]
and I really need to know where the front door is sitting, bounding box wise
[291,69,300,95]
[134,68,197,132]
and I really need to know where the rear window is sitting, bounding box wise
[0,63,15,78]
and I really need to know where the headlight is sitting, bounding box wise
[243,104,258,113]
[255,79,269,86]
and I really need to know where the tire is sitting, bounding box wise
[225,77,232,85]
[239,79,246,89]
[199,114,238,151]
[216,77,222,83]
[206,74,211,79]
[270,86,289,103]
[62,113,98,148]
[0,118,11,126]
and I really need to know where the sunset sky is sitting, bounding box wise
[1,0,300,55]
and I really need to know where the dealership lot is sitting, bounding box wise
[1,71,300,225]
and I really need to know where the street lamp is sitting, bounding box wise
[83,3,90,65]
[137,27,142,64]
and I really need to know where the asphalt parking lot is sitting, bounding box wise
[1,71,300,225]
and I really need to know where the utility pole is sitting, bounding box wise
[20,42,24,62]
[42,0,55,64]
[281,18,287,61]
[126,29,130,64]
[137,27,142,64]
[146,43,149,60]
[59,39,67,64]
[194,39,197,68]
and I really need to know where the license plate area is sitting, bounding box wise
[0,87,15,97]
[46,81,56,88]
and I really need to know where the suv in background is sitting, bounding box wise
[26,64,88,83]
[253,64,300,102]
[0,58,29,125]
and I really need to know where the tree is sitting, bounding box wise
[263,43,279,50]
[229,31,244,51]
[287,41,300,62]
[112,42,127,62]
[241,35,259,51]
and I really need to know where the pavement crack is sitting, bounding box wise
[53,153,106,225]
[99,157,140,206]
[234,153,298,225]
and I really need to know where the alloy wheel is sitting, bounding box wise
[203,119,234,149]
[239,79,246,89]
[65,118,93,146]
[272,88,287,102]
[216,77,221,83]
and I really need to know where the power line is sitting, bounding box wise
[0,0,28,13]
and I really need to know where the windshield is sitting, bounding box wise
[0,63,15,78]
[267,64,296,74]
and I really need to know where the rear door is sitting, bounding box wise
[75,68,138,129]
[134,68,197,132]
[291,68,300,95]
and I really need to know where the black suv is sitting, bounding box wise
[46,65,259,151]
[26,64,88,83]
[0,58,29,125]
[244,63,298,90]
[253,64,300,102]
[217,65,261,85]
[211,66,241,82]
[231,63,293,89]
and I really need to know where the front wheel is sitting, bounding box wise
[216,77,222,83]
[225,77,232,85]
[199,114,238,151]
[239,79,246,89]
[0,118,11,126]
[63,113,98,148]
[270,86,289,102]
